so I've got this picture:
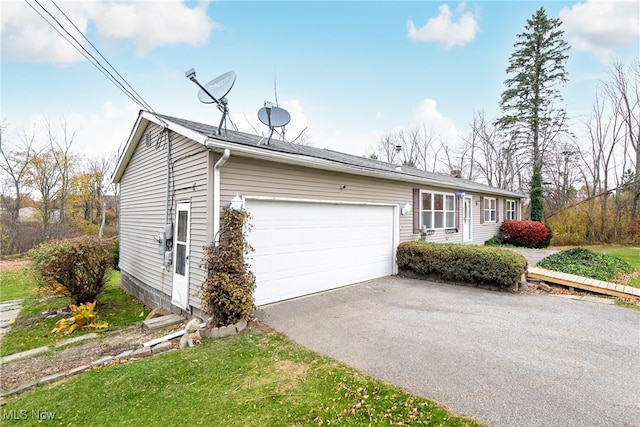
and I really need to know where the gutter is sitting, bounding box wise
[205,138,525,199]
[212,148,230,245]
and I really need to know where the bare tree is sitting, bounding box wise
[604,58,640,223]
[45,117,78,224]
[462,111,525,191]
[0,123,36,222]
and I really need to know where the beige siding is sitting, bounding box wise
[219,156,505,245]
[121,133,509,311]
[119,123,210,311]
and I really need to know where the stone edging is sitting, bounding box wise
[0,318,248,400]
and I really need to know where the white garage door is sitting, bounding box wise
[247,199,396,305]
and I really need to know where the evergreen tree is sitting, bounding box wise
[496,7,569,221]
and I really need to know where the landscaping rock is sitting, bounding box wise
[201,326,224,339]
[538,282,552,292]
[38,372,67,385]
[130,346,152,358]
[0,345,49,365]
[142,313,185,331]
[152,341,173,354]
[4,381,36,397]
[114,350,134,360]
[67,365,91,376]
[91,356,114,367]
[235,318,247,332]
[145,308,170,320]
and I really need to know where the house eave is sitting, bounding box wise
[204,137,524,198]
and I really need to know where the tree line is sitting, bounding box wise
[0,117,118,254]
[369,7,639,245]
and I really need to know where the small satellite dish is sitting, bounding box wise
[258,106,291,128]
[197,71,236,104]
[256,101,292,145]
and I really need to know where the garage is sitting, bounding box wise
[246,199,397,305]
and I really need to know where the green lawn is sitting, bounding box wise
[591,246,640,288]
[0,269,149,355]
[0,269,35,302]
[2,331,483,427]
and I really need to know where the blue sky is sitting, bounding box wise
[1,1,638,162]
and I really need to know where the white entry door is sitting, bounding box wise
[247,200,396,305]
[463,196,472,243]
[172,202,191,309]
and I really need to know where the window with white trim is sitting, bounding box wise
[506,199,517,220]
[483,197,496,222]
[421,192,455,229]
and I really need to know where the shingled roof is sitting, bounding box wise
[154,113,524,198]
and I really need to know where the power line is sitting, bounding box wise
[48,0,158,116]
[25,0,166,125]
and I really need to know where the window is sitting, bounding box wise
[506,200,517,220]
[421,192,455,229]
[483,197,496,222]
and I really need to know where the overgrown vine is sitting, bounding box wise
[201,206,256,327]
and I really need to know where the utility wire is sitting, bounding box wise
[26,0,166,126]
[48,0,159,117]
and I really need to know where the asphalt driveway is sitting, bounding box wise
[256,277,640,427]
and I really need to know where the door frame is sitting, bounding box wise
[463,195,473,243]
[172,201,191,309]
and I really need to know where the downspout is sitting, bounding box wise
[213,149,230,246]
[164,128,172,230]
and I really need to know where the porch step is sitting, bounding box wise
[142,314,185,332]
[528,267,640,299]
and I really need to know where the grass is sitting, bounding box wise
[0,269,35,302]
[1,331,483,427]
[0,269,149,355]
[590,246,640,288]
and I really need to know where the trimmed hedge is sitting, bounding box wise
[397,241,528,288]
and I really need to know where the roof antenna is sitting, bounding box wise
[185,68,236,135]
[257,100,291,145]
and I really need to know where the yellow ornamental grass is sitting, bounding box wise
[51,301,109,335]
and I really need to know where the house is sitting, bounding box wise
[112,110,524,317]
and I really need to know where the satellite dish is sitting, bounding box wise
[197,71,236,104]
[185,68,236,135]
[257,106,291,128]
[256,101,292,145]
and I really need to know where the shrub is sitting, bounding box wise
[112,239,120,271]
[396,241,528,287]
[500,220,549,248]
[535,223,553,248]
[30,237,112,305]
[484,235,505,246]
[201,207,256,327]
[537,248,633,282]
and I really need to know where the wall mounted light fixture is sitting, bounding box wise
[230,193,243,211]
[401,202,412,215]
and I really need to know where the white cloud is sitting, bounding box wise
[94,1,218,55]
[407,3,478,49]
[1,1,218,63]
[64,101,141,159]
[560,0,640,61]
[0,1,88,63]
[411,99,459,142]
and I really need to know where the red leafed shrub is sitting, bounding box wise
[501,220,549,248]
